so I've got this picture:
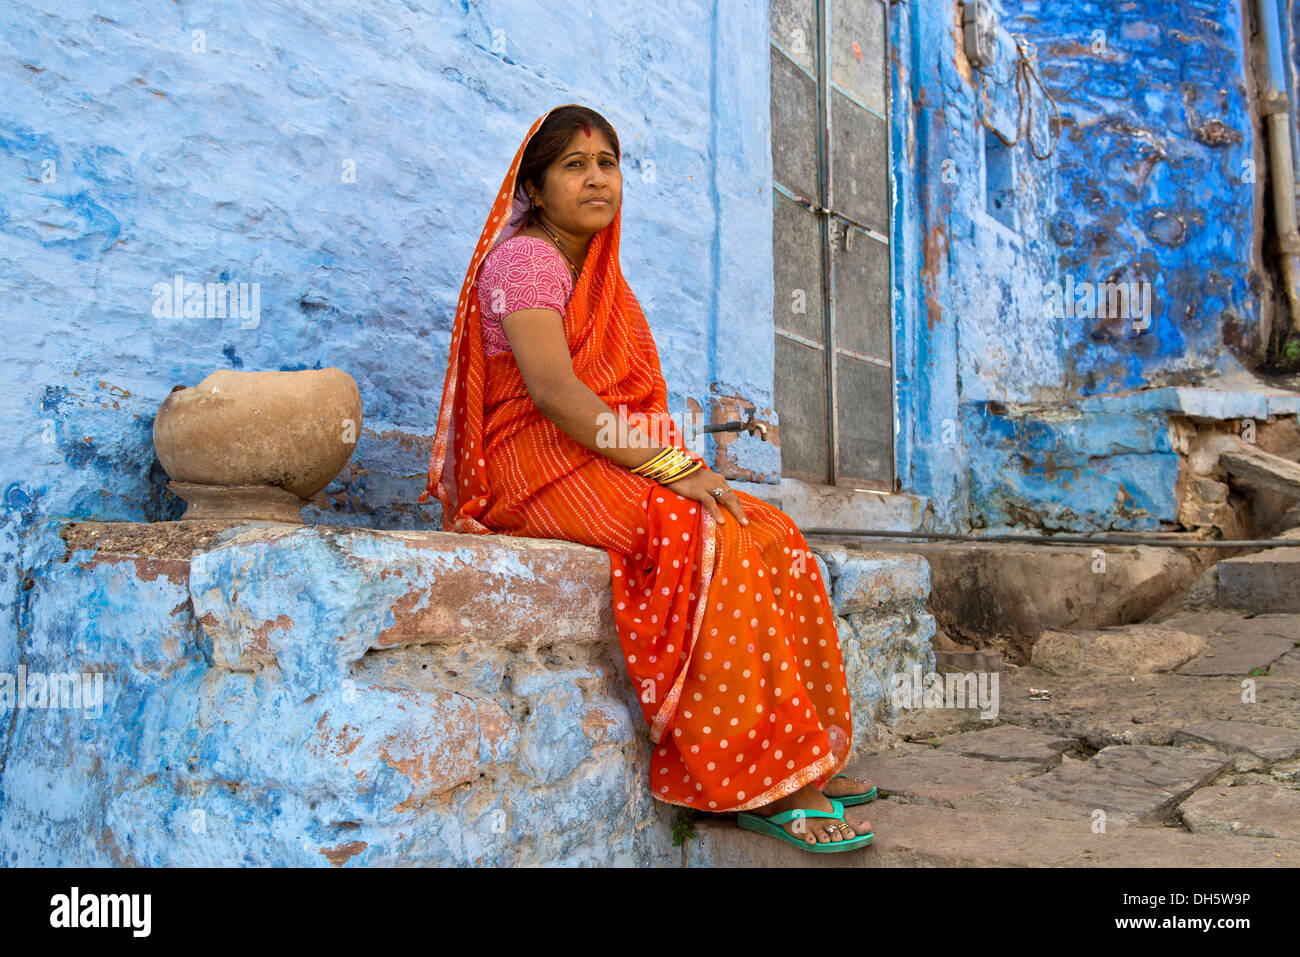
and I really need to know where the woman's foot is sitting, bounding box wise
[822,774,874,836]
[822,773,874,800]
[839,804,873,836]
[750,783,858,846]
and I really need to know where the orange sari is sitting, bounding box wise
[419,105,852,812]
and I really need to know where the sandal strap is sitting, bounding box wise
[760,798,846,826]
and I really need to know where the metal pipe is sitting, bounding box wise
[1257,0,1300,354]
[801,527,1300,548]
[1259,0,1289,94]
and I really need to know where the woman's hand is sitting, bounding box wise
[661,466,749,526]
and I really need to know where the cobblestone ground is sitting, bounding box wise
[685,608,1300,866]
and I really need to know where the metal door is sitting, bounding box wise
[770,0,894,490]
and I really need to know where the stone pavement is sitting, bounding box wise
[685,609,1300,866]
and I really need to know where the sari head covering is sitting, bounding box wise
[418,103,692,532]
[417,105,854,814]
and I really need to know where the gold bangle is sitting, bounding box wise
[642,448,690,482]
[630,447,674,476]
[665,450,704,479]
[637,446,685,478]
[659,461,702,485]
[652,453,697,482]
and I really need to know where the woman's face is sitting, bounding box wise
[529,128,621,233]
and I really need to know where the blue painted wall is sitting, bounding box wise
[0,0,776,666]
[0,0,773,526]
[1010,0,1262,391]
[892,0,1270,531]
[0,0,1284,588]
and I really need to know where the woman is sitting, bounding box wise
[419,104,876,851]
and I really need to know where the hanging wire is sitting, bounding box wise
[977,33,1062,161]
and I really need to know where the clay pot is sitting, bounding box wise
[153,368,363,522]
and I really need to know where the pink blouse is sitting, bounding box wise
[477,236,574,357]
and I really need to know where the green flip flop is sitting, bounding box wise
[736,797,874,853]
[830,774,878,806]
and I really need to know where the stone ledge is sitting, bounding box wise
[1076,384,1300,420]
[188,523,616,701]
[1,519,935,866]
[728,478,929,534]
[808,539,1216,663]
[1214,550,1300,614]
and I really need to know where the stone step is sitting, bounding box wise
[933,725,1079,767]
[1270,650,1300,680]
[808,537,1216,664]
[4,519,939,867]
[683,802,1300,867]
[1154,611,1300,676]
[843,745,1046,806]
[1179,782,1300,840]
[963,745,1234,827]
[1171,721,1300,770]
[935,648,1005,673]
[892,662,1300,750]
[1212,550,1300,613]
[1220,444,1300,501]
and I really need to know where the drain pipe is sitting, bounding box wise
[801,528,1300,548]
[1257,0,1300,354]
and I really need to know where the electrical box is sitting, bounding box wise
[962,0,997,68]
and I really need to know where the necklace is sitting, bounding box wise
[534,216,581,282]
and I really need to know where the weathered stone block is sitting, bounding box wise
[838,610,937,741]
[1170,614,1298,676]
[935,725,1078,768]
[1215,551,1300,614]
[844,748,1043,807]
[7,519,944,866]
[1031,625,1207,676]
[1171,721,1300,770]
[827,551,932,618]
[1179,784,1300,839]
[189,524,614,701]
[861,541,1214,663]
[975,745,1233,826]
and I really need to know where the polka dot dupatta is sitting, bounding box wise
[419,105,852,813]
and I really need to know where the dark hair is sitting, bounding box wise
[518,106,620,228]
